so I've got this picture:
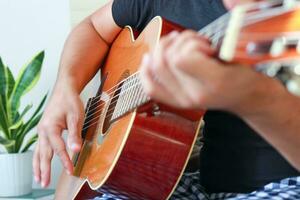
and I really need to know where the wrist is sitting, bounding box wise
[54,75,82,95]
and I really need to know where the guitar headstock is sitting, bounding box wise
[219,0,300,95]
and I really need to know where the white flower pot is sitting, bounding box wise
[0,151,33,197]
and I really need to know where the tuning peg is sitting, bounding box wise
[283,0,299,9]
[270,37,286,57]
[286,78,300,96]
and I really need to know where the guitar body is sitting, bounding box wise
[55,16,203,200]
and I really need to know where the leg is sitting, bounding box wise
[227,176,300,200]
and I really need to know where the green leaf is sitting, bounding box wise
[5,66,15,99]
[0,58,7,114]
[14,94,46,150]
[21,134,38,153]
[16,104,33,121]
[10,104,32,130]
[0,58,6,97]
[9,51,44,119]
[9,120,23,132]
[0,97,9,137]
[31,93,47,120]
[15,113,42,152]
[14,94,46,151]
[0,135,15,148]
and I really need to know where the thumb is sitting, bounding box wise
[66,112,83,152]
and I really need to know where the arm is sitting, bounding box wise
[241,91,300,171]
[140,30,300,171]
[33,1,122,188]
[57,1,121,93]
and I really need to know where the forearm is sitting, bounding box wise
[241,85,300,171]
[55,18,110,93]
[54,0,121,94]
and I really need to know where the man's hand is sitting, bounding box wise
[31,0,121,189]
[139,30,284,116]
[33,84,84,188]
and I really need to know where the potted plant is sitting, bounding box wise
[0,51,47,197]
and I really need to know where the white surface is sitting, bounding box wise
[0,151,33,197]
[0,0,70,189]
[70,0,107,27]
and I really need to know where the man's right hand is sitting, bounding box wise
[33,85,84,188]
[30,0,125,188]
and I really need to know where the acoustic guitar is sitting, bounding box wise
[55,1,300,199]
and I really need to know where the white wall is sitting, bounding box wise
[0,0,71,189]
[0,0,108,190]
[70,0,107,27]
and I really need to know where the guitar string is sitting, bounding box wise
[81,31,227,128]
[81,3,292,130]
[81,76,147,132]
[84,85,143,129]
[85,71,140,108]
[81,13,231,120]
[82,75,143,124]
[80,74,145,132]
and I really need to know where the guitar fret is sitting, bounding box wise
[110,73,151,121]
[123,79,131,114]
[133,79,142,109]
[198,12,230,47]
[129,75,137,110]
[129,75,139,111]
[121,79,130,116]
[113,89,122,120]
[116,81,127,118]
[125,79,132,112]
[135,78,143,108]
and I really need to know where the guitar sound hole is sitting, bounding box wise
[102,82,123,136]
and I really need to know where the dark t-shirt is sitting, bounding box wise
[111,0,299,193]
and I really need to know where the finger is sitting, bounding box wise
[174,71,207,108]
[167,37,222,83]
[172,30,215,56]
[165,53,208,108]
[140,54,186,107]
[67,112,83,152]
[151,32,187,102]
[33,141,41,183]
[187,37,215,56]
[46,128,74,175]
[165,36,217,107]
[38,135,53,188]
[179,53,222,81]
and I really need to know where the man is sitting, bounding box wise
[33,0,300,199]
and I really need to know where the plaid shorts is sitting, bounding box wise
[93,171,300,200]
[171,171,300,200]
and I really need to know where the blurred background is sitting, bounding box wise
[0,0,107,189]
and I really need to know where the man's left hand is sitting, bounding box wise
[139,30,285,116]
